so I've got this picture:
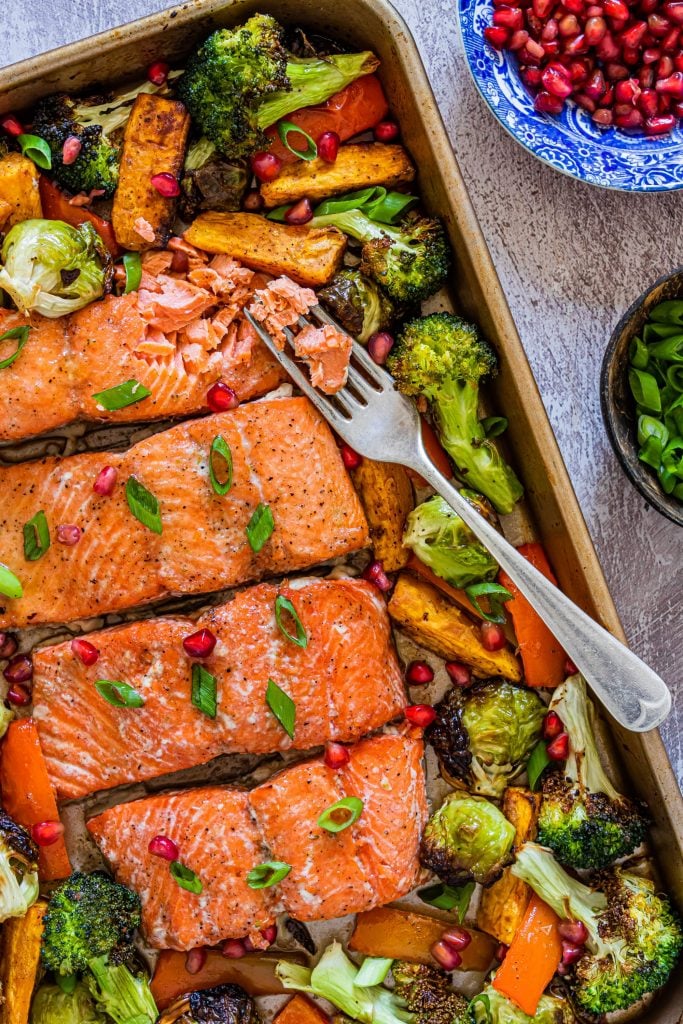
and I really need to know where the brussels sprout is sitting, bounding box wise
[0,219,112,318]
[420,790,515,886]
[317,269,396,344]
[403,494,498,589]
[31,984,107,1024]
[470,982,576,1024]
[180,137,249,219]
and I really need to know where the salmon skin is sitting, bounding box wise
[32,578,406,801]
[87,732,427,950]
[0,398,369,629]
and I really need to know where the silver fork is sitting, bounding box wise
[244,305,671,732]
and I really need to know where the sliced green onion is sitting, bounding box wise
[17,134,52,170]
[23,510,50,562]
[649,299,683,325]
[418,881,475,921]
[93,379,151,411]
[527,740,551,791]
[629,335,649,370]
[649,334,683,363]
[0,325,30,370]
[313,186,419,225]
[644,321,681,342]
[266,678,296,738]
[246,502,274,552]
[277,120,318,161]
[480,415,508,439]
[317,796,364,834]
[639,434,664,472]
[94,679,145,708]
[170,860,203,894]
[665,395,683,436]
[125,476,162,534]
[629,367,661,413]
[365,190,419,224]
[191,664,217,719]
[638,414,669,448]
[56,975,78,995]
[123,253,142,294]
[266,204,292,222]
[209,435,233,496]
[662,436,683,473]
[666,364,683,392]
[465,582,512,624]
[354,957,393,988]
[247,860,291,889]
[274,594,307,648]
[0,563,23,600]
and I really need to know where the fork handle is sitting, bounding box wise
[414,457,671,732]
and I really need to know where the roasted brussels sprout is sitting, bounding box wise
[31,983,106,1024]
[470,981,576,1024]
[420,790,516,886]
[158,984,261,1024]
[317,269,396,343]
[0,808,39,924]
[180,137,249,220]
[403,493,498,589]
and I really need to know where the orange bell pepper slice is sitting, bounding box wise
[39,176,121,258]
[492,893,563,1016]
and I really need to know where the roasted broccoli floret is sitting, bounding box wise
[403,494,498,589]
[176,15,378,159]
[180,136,249,219]
[511,842,683,1014]
[41,871,141,975]
[157,983,262,1024]
[470,981,576,1023]
[420,790,516,886]
[0,808,39,924]
[86,957,157,1024]
[537,674,648,870]
[387,313,524,514]
[31,983,107,1024]
[318,269,397,343]
[425,680,546,799]
[392,961,470,1024]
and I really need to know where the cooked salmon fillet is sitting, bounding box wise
[0,398,369,628]
[32,578,405,800]
[87,732,426,950]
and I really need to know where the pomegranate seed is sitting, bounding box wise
[510,29,531,48]
[148,834,179,860]
[31,820,64,846]
[481,622,507,650]
[445,661,472,687]
[559,12,581,34]
[147,60,170,85]
[585,15,608,42]
[362,560,392,592]
[658,54,675,75]
[62,136,82,165]
[673,98,683,113]
[639,65,656,86]
[546,731,570,760]
[535,89,566,111]
[665,1,683,20]
[543,710,565,739]
[260,924,278,945]
[599,83,616,104]
[675,52,683,70]
[597,31,621,58]
[57,524,81,546]
[0,633,18,659]
[569,58,591,81]
[542,17,560,39]
[367,331,395,364]
[496,943,509,961]
[645,111,677,129]
[71,637,100,666]
[284,198,313,225]
[222,939,247,959]
[565,0,585,14]
[93,465,117,496]
[543,39,562,53]
[406,660,435,685]
[585,68,607,96]
[251,152,282,182]
[606,61,630,79]
[622,20,648,47]
[533,0,555,18]
[431,940,462,970]
[558,919,589,944]
[565,32,589,52]
[4,655,32,684]
[317,131,340,163]
[441,926,472,951]
[649,12,672,36]
[639,86,660,112]
[242,189,264,213]
[575,86,597,107]
[564,657,578,675]
[151,172,180,198]
[561,941,586,965]
[662,26,680,49]
[615,77,641,101]
[494,6,525,28]
[373,120,400,142]
[604,0,629,16]
[340,443,362,469]
[592,106,615,122]
[0,114,23,136]
[7,683,30,706]
[405,704,437,727]
[182,628,217,658]
[656,69,683,93]
[586,5,603,16]
[185,948,207,975]
[484,25,511,47]
[526,37,547,57]
[658,90,674,108]
[521,65,545,85]
[640,0,660,12]
[207,382,239,413]
[324,742,351,769]
[527,11,545,35]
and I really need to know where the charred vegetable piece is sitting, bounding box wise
[391,962,469,1024]
[403,494,499,590]
[420,790,515,887]
[0,809,39,924]
[180,137,248,219]
[317,269,396,345]
[0,900,46,1024]
[0,154,42,232]
[350,458,413,571]
[472,976,577,1023]
[158,984,261,1024]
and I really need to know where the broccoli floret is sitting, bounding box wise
[0,808,39,924]
[511,842,683,1014]
[318,269,397,344]
[387,313,523,514]
[176,15,378,159]
[393,962,470,1024]
[403,494,498,589]
[470,981,576,1023]
[420,790,516,887]
[536,674,648,870]
[86,957,157,1024]
[31,982,107,1024]
[426,681,546,799]
[41,871,141,975]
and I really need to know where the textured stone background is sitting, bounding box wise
[5,0,682,784]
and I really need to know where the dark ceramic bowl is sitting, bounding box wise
[601,268,683,528]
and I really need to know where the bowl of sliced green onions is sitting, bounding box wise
[602,269,683,527]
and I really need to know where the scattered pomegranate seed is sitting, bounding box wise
[646,111,678,128]
[251,151,282,182]
[542,710,564,739]
[183,628,217,658]
[367,331,395,365]
[57,524,81,546]
[62,136,82,165]
[496,942,509,961]
[406,660,434,685]
[656,70,683,93]
[445,661,472,687]
[207,382,239,413]
[222,939,247,959]
[0,114,23,136]
[71,637,100,666]
[170,249,190,274]
[0,633,18,659]
[639,87,660,113]
[495,5,525,29]
[148,834,179,860]
[481,622,507,651]
[510,29,531,49]
[7,684,31,707]
[93,465,117,496]
[558,919,589,944]
[485,25,511,47]
[242,189,264,212]
[260,924,278,946]
[374,120,400,142]
[441,925,472,951]
[405,703,437,727]
[151,173,181,197]
[564,657,578,675]
[318,130,340,163]
[431,940,462,970]
[546,731,570,760]
[542,62,574,97]
[324,742,351,769]
[31,820,65,847]
[185,948,207,975]
[535,90,566,112]
[362,560,393,592]
[340,443,362,469]
[284,198,314,225]
[148,60,170,85]
[3,654,32,684]
[561,941,586,965]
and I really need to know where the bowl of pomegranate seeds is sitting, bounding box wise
[458,0,683,189]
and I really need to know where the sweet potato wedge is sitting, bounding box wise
[112,93,190,251]
[259,143,415,207]
[477,787,541,943]
[274,995,331,1024]
[349,906,497,971]
[184,212,347,287]
[0,154,41,232]
[388,573,522,680]
[351,459,414,571]
[0,901,47,1024]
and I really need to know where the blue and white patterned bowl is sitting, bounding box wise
[457,0,683,191]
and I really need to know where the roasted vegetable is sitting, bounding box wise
[420,791,516,887]
[388,574,522,680]
[471,980,576,1024]
[0,900,46,1024]
[425,681,545,798]
[0,154,42,233]
[403,494,499,590]
[31,984,106,1024]
[176,15,378,158]
[391,962,470,1024]
[537,674,648,870]
[111,94,190,251]
[180,137,248,219]
[273,995,328,1024]
[38,178,120,258]
[86,957,157,1024]
[317,269,396,344]
[387,313,524,514]
[490,893,562,1016]
[184,212,346,286]
[155,983,260,1024]
[151,952,301,1009]
[350,458,413,570]
[0,809,39,924]
[511,842,683,1014]
[0,219,111,318]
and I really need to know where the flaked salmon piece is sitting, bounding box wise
[87,734,426,949]
[33,578,405,801]
[248,277,317,348]
[0,398,369,629]
[136,275,217,333]
[293,323,352,395]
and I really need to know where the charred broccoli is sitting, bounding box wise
[425,681,546,798]
[387,313,524,514]
[176,15,377,158]
[157,983,262,1024]
[470,982,576,1023]
[392,961,470,1024]
[537,674,648,870]
[511,843,683,1014]
[318,269,397,343]
[403,494,499,589]
[180,137,249,219]
[420,790,516,886]
[0,808,39,923]
[31,982,106,1024]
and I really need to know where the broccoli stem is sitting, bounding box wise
[310,207,393,243]
[256,52,378,130]
[551,675,620,800]
[87,958,157,1024]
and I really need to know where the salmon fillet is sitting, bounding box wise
[32,578,406,801]
[0,398,369,628]
[87,732,426,950]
